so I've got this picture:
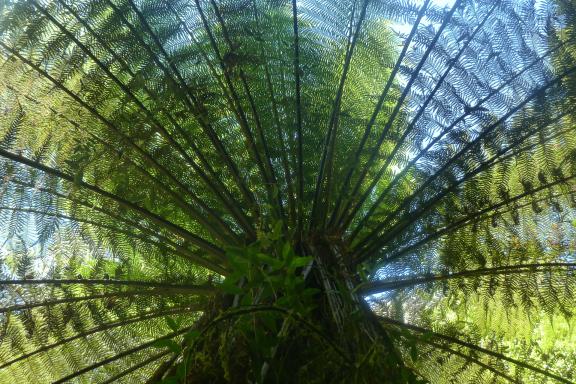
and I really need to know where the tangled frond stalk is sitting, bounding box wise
[0,0,576,382]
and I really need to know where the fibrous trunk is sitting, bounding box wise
[175,239,412,384]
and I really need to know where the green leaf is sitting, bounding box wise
[410,342,418,362]
[282,242,292,260]
[255,252,282,269]
[73,170,83,185]
[165,317,180,332]
[220,278,243,295]
[260,312,280,333]
[153,339,182,354]
[184,330,200,344]
[271,220,283,240]
[301,288,321,297]
[176,361,188,380]
[290,256,312,269]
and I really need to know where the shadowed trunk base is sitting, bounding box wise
[157,239,420,384]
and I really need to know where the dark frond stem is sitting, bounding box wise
[248,0,296,226]
[385,324,517,382]
[491,123,575,170]
[355,116,573,248]
[100,350,171,384]
[56,0,255,238]
[356,164,574,265]
[0,42,227,258]
[379,317,572,383]
[0,43,224,240]
[1,179,215,268]
[162,0,230,100]
[158,1,257,235]
[0,206,215,262]
[348,39,574,243]
[0,307,194,370]
[354,109,573,261]
[0,146,227,272]
[0,279,216,292]
[208,0,285,221]
[354,65,576,260]
[412,338,518,383]
[291,0,304,238]
[79,129,240,245]
[105,151,241,245]
[334,0,462,231]
[359,263,576,294]
[146,354,180,384]
[107,0,258,225]
[0,290,196,315]
[328,0,432,227]
[51,326,194,384]
[193,0,276,212]
[357,118,575,266]
[5,85,242,246]
[340,2,499,232]
[310,0,369,229]
[265,54,297,227]
[30,1,243,244]
[378,175,576,265]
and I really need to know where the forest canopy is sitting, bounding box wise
[0,0,575,383]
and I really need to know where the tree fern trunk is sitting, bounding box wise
[307,239,408,382]
[179,242,412,384]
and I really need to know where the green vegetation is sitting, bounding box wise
[0,0,575,382]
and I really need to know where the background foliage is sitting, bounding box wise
[0,0,575,382]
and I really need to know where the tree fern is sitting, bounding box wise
[0,0,575,382]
